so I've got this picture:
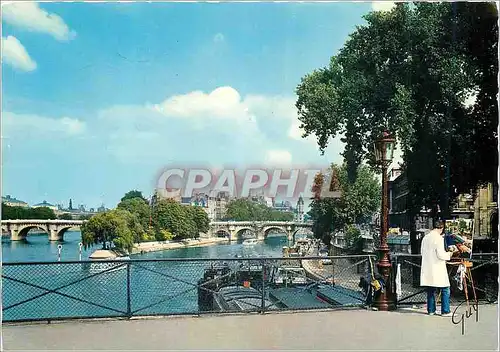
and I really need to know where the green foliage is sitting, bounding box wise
[121,190,148,203]
[151,198,209,240]
[117,197,152,231]
[296,2,498,221]
[2,203,57,220]
[224,199,294,221]
[78,214,93,220]
[308,163,380,247]
[186,206,210,237]
[156,229,174,241]
[57,213,74,220]
[80,209,140,252]
[344,224,365,254]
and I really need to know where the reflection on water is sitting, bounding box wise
[2,232,289,263]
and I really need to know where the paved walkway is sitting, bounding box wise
[3,304,498,350]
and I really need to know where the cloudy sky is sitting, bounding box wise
[2,1,396,209]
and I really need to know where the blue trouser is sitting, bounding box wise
[426,287,450,314]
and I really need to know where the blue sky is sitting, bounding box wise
[2,2,394,210]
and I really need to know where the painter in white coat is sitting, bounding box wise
[420,227,452,287]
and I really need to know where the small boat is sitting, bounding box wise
[271,266,309,286]
[88,249,129,274]
[242,238,259,246]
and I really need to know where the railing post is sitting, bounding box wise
[261,260,266,314]
[126,262,131,318]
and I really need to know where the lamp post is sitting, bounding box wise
[373,131,396,311]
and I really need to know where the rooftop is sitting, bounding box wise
[2,195,27,204]
[32,200,55,207]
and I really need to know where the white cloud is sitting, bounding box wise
[213,33,225,43]
[1,36,37,72]
[265,150,292,166]
[4,86,346,170]
[372,1,396,12]
[2,111,86,137]
[2,2,76,41]
[153,86,250,120]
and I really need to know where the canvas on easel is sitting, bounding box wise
[444,219,474,260]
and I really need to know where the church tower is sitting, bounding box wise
[296,195,304,222]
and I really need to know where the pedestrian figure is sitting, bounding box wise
[420,220,457,316]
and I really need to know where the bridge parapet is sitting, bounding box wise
[207,220,313,241]
[1,219,86,241]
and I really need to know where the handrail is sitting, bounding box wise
[1,254,379,266]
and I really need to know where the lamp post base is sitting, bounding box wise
[373,247,397,311]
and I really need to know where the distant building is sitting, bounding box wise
[2,195,29,208]
[295,196,304,222]
[180,192,230,221]
[388,168,498,238]
[273,200,294,213]
[32,200,58,212]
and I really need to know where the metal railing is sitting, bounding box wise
[393,253,498,305]
[2,253,497,322]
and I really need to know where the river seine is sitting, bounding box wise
[2,231,292,321]
[1,231,289,262]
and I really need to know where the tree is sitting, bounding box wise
[58,213,74,220]
[121,190,148,203]
[224,199,295,221]
[152,198,196,240]
[296,3,498,253]
[308,163,380,251]
[69,199,73,210]
[1,204,58,220]
[78,214,93,220]
[117,197,152,231]
[31,207,57,220]
[186,206,210,238]
[344,224,365,254]
[81,210,136,252]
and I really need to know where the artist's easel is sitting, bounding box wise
[449,259,478,308]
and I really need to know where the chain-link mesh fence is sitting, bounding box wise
[393,253,498,306]
[2,253,497,322]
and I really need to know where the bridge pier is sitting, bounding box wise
[48,226,63,241]
[1,220,85,242]
[10,228,24,241]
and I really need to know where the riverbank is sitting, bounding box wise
[131,237,230,254]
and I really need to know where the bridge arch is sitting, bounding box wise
[235,227,255,239]
[54,225,77,241]
[17,225,50,240]
[262,226,287,238]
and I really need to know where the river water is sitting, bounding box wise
[2,231,294,321]
[1,231,289,263]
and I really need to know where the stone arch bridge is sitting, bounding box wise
[1,220,85,241]
[207,221,313,242]
[1,219,314,243]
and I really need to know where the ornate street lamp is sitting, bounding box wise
[373,131,396,311]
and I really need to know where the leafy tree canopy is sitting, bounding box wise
[151,198,210,240]
[308,163,380,250]
[81,209,140,252]
[224,199,295,222]
[121,190,148,203]
[2,204,56,220]
[296,2,498,221]
[117,197,152,231]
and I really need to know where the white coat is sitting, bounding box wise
[420,229,452,287]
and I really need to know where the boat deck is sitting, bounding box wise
[268,288,330,309]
